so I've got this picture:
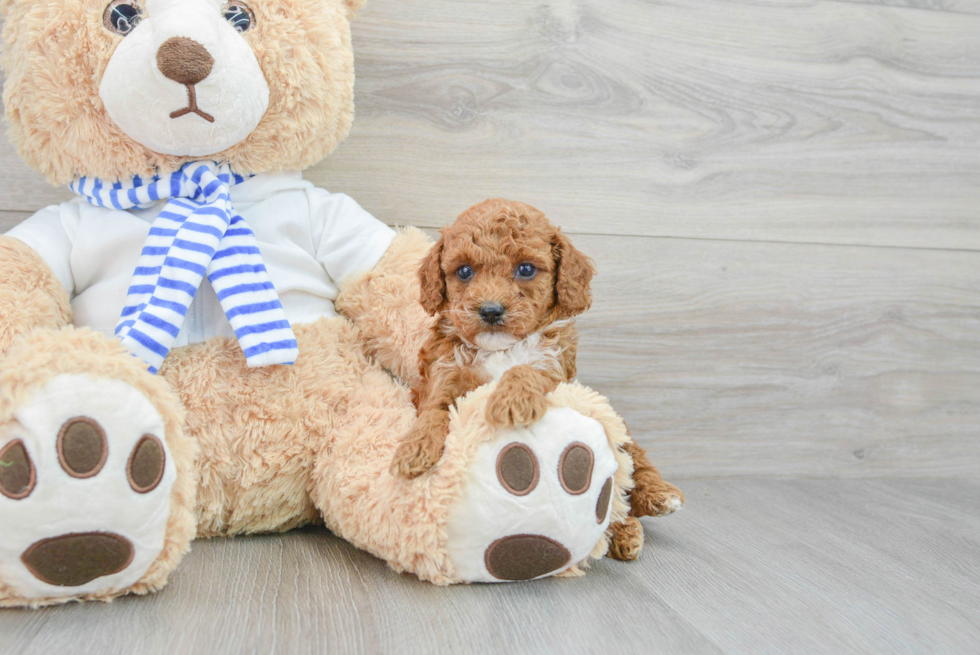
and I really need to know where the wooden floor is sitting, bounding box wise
[0,479,977,654]
[1,0,977,653]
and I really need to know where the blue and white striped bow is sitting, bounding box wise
[70,162,298,374]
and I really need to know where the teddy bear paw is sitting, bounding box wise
[0,374,176,601]
[445,407,619,582]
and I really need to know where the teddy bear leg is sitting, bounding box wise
[310,373,634,585]
[0,328,197,607]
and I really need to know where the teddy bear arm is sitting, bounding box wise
[0,236,72,354]
[335,226,435,387]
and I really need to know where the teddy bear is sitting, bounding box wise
[0,0,683,607]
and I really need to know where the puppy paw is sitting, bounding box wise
[389,433,445,479]
[631,481,685,517]
[606,517,644,561]
[485,386,549,428]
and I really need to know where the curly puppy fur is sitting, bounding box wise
[607,518,644,561]
[604,438,686,561]
[623,438,686,518]
[389,199,595,479]
[386,199,685,559]
[0,0,364,184]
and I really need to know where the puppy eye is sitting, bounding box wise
[103,0,142,36]
[222,1,256,33]
[515,263,537,280]
[456,265,475,281]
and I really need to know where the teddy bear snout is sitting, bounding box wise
[156,36,214,87]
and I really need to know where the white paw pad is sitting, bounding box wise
[446,408,618,582]
[0,375,175,599]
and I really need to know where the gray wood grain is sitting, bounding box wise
[305,0,980,250]
[574,234,980,478]
[1,478,976,655]
[0,210,31,232]
[834,0,980,14]
[5,224,975,478]
[1,0,978,250]
[0,2,977,653]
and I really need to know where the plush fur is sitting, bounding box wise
[0,238,72,353]
[2,0,358,183]
[0,228,641,595]
[310,375,637,585]
[335,226,436,388]
[0,0,683,605]
[0,326,198,607]
[161,227,435,539]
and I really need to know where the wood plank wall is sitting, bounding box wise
[2,0,977,478]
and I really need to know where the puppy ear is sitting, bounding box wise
[553,229,595,319]
[418,237,447,316]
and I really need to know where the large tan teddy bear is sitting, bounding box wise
[0,0,683,607]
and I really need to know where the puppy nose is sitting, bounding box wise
[157,37,214,86]
[479,302,506,325]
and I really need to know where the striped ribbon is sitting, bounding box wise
[70,162,298,374]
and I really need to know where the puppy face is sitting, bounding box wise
[419,199,595,350]
[0,0,365,183]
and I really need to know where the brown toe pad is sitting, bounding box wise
[595,477,613,523]
[558,442,593,495]
[57,417,108,479]
[0,440,36,500]
[496,442,539,496]
[22,532,134,587]
[485,534,571,581]
[128,435,166,493]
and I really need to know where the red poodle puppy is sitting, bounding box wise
[390,199,683,558]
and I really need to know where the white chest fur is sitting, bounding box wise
[469,332,562,383]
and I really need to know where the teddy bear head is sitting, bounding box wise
[0,0,365,184]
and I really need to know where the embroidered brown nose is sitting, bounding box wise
[156,37,214,86]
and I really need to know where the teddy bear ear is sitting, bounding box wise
[342,0,367,19]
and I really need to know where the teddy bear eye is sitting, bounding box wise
[456,265,475,281]
[515,263,537,280]
[103,0,142,36]
[222,2,256,33]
